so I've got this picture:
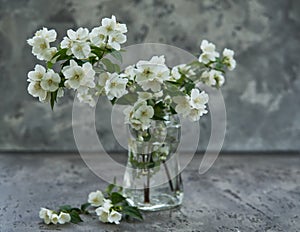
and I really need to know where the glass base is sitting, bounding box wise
[125,190,184,211]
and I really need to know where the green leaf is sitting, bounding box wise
[111,192,126,205]
[114,93,138,105]
[184,81,195,94]
[164,82,184,97]
[53,48,71,62]
[52,48,68,59]
[91,46,105,59]
[88,56,99,65]
[80,203,91,212]
[50,90,58,110]
[122,206,143,220]
[214,67,225,73]
[153,101,166,120]
[73,59,85,66]
[47,61,53,69]
[59,205,72,212]
[101,58,117,73]
[70,207,81,213]
[69,210,83,224]
[113,63,121,73]
[110,50,123,63]
[106,183,115,195]
[169,106,177,115]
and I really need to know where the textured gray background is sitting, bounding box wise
[0,0,299,152]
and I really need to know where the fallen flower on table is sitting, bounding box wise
[39,181,143,226]
[39,208,71,225]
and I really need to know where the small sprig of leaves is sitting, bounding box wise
[104,179,143,221]
[56,203,91,224]
[40,180,143,226]
[47,43,123,110]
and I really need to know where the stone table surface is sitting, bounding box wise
[0,153,299,232]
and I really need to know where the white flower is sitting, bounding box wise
[201,70,225,87]
[115,21,127,34]
[130,118,146,131]
[139,79,162,92]
[28,36,50,60]
[27,65,46,82]
[135,56,170,92]
[135,63,157,83]
[102,199,113,210]
[97,72,110,87]
[101,15,117,36]
[123,106,134,125]
[173,95,191,117]
[88,190,104,207]
[133,103,154,123]
[89,27,106,47]
[50,213,59,224]
[42,47,58,62]
[124,101,154,131]
[200,70,216,86]
[61,28,91,59]
[33,27,57,43]
[57,87,64,98]
[149,55,165,65]
[104,73,128,100]
[95,199,113,223]
[101,15,127,35]
[171,64,195,80]
[92,15,128,51]
[199,40,219,64]
[108,210,122,224]
[156,66,170,82]
[63,61,85,89]
[153,91,163,99]
[214,72,225,87]
[80,62,96,88]
[120,65,136,80]
[190,89,209,109]
[96,207,110,223]
[71,41,91,59]
[77,90,96,107]
[67,27,89,41]
[58,212,71,224]
[107,32,126,51]
[63,60,95,90]
[40,69,61,92]
[188,108,207,121]
[27,81,47,101]
[171,65,183,80]
[39,208,48,219]
[60,37,72,54]
[137,92,153,101]
[27,28,57,61]
[223,48,236,71]
[173,89,208,121]
[39,208,52,225]
[148,56,170,83]
[155,145,169,161]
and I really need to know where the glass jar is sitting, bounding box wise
[123,114,183,211]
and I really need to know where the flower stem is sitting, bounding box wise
[163,161,174,192]
[144,170,150,203]
[175,173,182,192]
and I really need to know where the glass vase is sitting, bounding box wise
[123,114,183,211]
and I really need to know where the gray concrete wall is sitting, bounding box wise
[0,0,299,152]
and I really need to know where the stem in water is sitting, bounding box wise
[144,170,150,203]
[163,161,174,192]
